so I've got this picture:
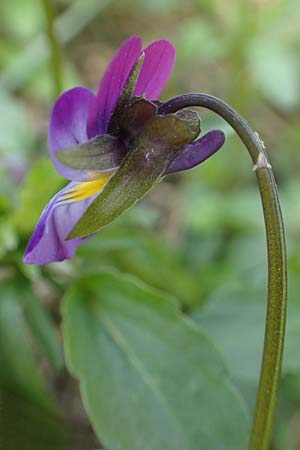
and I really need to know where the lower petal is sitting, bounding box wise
[23,175,111,265]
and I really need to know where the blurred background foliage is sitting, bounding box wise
[0,0,300,449]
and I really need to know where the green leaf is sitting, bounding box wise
[273,373,300,450]
[68,113,200,239]
[192,288,264,385]
[21,284,64,369]
[0,281,51,403]
[79,228,203,308]
[0,0,112,92]
[192,282,300,385]
[62,272,249,450]
[249,37,300,111]
[0,89,33,155]
[176,18,224,63]
[0,219,18,258]
[0,389,68,450]
[0,280,68,449]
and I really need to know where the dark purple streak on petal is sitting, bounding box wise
[48,87,95,181]
[23,183,97,265]
[165,130,225,175]
[134,39,176,100]
[87,36,142,138]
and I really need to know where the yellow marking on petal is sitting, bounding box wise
[61,173,112,203]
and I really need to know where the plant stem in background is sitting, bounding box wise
[159,94,287,450]
[1,0,110,92]
[42,0,62,98]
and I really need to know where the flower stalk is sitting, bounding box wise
[159,94,287,450]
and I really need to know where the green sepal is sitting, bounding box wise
[176,108,202,136]
[56,134,126,171]
[68,112,200,239]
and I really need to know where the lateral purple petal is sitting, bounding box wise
[165,130,225,175]
[23,183,96,265]
[134,39,176,100]
[49,87,95,181]
[87,36,142,138]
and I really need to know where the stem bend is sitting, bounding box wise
[159,94,287,450]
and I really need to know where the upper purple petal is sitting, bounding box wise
[165,130,225,175]
[87,36,142,138]
[48,87,95,181]
[23,183,96,265]
[134,39,176,100]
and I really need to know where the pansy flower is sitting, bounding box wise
[23,36,225,265]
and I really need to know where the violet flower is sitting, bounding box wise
[23,36,225,265]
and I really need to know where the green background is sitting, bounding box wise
[0,0,300,449]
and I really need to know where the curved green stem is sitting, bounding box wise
[42,0,63,98]
[159,94,287,450]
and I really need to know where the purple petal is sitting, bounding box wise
[49,87,95,181]
[134,39,176,100]
[23,183,97,265]
[165,130,225,175]
[87,36,142,138]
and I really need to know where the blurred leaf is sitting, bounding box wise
[136,0,182,12]
[0,389,68,450]
[63,272,249,450]
[21,286,64,369]
[13,159,65,234]
[273,373,300,450]
[79,227,202,308]
[176,18,223,63]
[25,60,81,102]
[192,279,300,385]
[0,0,43,41]
[0,0,112,92]
[192,288,265,384]
[249,37,300,111]
[225,234,267,288]
[0,219,18,257]
[9,273,64,369]
[0,280,50,403]
[183,185,263,235]
[281,180,300,246]
[0,193,11,213]
[201,115,235,136]
[0,89,32,155]
[0,280,68,449]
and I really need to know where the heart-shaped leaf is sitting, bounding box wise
[62,272,250,450]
